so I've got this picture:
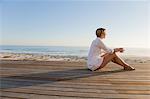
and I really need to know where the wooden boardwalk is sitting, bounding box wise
[0,60,150,99]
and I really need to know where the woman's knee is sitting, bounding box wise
[111,52,117,57]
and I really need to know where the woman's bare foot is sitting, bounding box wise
[124,66,135,71]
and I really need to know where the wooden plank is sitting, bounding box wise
[0,60,150,99]
[0,96,24,99]
[1,80,150,92]
[2,85,150,95]
[1,81,150,90]
[0,91,34,99]
[1,90,150,98]
[0,91,99,99]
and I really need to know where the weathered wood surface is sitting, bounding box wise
[0,60,150,99]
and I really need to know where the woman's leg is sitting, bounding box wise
[111,54,129,67]
[95,52,117,70]
[111,54,135,70]
[95,52,135,71]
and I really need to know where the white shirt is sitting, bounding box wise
[87,37,113,71]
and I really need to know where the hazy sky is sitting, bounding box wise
[1,0,149,48]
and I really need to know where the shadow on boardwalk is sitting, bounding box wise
[1,68,126,89]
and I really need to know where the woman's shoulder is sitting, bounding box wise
[95,37,102,43]
[92,38,102,45]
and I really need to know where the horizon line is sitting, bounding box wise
[0,44,149,49]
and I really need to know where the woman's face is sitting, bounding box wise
[100,32,106,39]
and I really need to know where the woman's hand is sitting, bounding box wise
[114,48,124,53]
[114,48,120,52]
[119,48,124,53]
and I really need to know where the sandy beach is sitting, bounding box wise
[0,56,150,98]
[1,52,150,63]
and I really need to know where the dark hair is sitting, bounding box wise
[96,28,106,37]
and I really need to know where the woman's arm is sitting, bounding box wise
[98,39,124,53]
[98,39,113,53]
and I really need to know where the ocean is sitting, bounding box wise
[0,45,150,57]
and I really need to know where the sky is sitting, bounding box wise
[0,0,150,48]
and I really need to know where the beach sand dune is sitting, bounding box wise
[0,59,150,99]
